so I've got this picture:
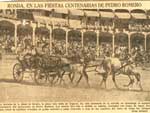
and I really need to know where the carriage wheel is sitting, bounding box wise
[13,63,24,82]
[34,69,47,85]
[114,74,131,90]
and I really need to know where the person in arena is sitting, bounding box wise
[16,43,37,69]
[114,46,121,58]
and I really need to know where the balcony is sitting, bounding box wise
[129,24,150,32]
[34,15,52,25]
[69,19,82,29]
[34,15,68,27]
[51,17,68,27]
[0,10,16,19]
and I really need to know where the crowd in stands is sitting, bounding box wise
[0,31,148,65]
[0,33,15,54]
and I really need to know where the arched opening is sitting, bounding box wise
[68,30,81,42]
[115,33,128,46]
[131,33,144,49]
[114,33,129,56]
[17,24,33,36]
[68,30,81,55]
[17,24,33,47]
[83,31,96,46]
[52,28,66,55]
[99,32,112,44]
[35,27,50,47]
[0,20,15,53]
[146,34,150,51]
[52,28,66,40]
[99,32,113,56]
[83,31,97,56]
[0,20,15,36]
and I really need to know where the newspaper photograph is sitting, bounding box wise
[0,1,150,113]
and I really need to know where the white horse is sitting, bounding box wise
[97,57,143,90]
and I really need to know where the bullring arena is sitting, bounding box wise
[0,9,150,102]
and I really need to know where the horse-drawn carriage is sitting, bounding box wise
[13,53,62,85]
[12,51,143,91]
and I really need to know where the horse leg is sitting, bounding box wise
[99,79,104,88]
[75,73,83,87]
[112,74,119,89]
[135,73,143,91]
[123,75,134,88]
[99,73,107,89]
[60,70,65,82]
[127,75,134,90]
[83,70,90,87]
[68,72,74,83]
[103,74,108,89]
[57,70,66,86]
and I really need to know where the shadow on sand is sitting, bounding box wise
[0,78,38,86]
[0,78,149,93]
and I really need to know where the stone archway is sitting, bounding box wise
[52,28,66,55]
[83,31,97,46]
[0,20,15,36]
[35,27,50,46]
[131,33,144,48]
[115,32,128,46]
[68,30,81,42]
[99,32,112,44]
[52,28,66,40]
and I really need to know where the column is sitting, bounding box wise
[13,9,17,18]
[65,29,68,55]
[49,26,52,55]
[112,33,115,57]
[3,9,6,15]
[144,34,147,51]
[96,30,99,56]
[32,26,36,46]
[128,33,131,53]
[81,30,84,48]
[14,24,17,51]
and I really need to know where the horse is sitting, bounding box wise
[54,48,96,87]
[56,55,90,87]
[97,56,143,90]
[58,48,100,87]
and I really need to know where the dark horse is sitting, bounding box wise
[55,49,95,87]
[98,56,143,90]
[57,55,90,87]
